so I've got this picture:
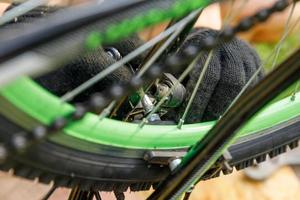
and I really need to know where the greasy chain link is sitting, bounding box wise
[1,0,294,160]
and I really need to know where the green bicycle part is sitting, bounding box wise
[0,77,299,149]
[85,0,214,49]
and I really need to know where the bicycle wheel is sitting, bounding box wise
[0,0,299,193]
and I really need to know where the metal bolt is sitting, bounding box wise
[177,119,185,129]
[169,158,182,171]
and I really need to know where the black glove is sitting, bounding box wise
[3,5,145,103]
[167,28,263,123]
[35,47,134,102]
[3,6,264,122]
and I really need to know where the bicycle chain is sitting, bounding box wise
[0,0,294,163]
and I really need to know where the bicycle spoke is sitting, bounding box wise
[0,0,48,26]
[137,9,203,78]
[139,0,244,128]
[60,13,201,102]
[177,51,213,129]
[139,52,204,128]
[271,2,297,70]
[177,0,247,129]
[96,12,198,123]
[224,5,300,114]
[63,9,203,122]
[98,100,116,120]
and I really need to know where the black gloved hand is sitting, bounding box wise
[168,28,263,123]
[3,5,264,122]
[35,47,134,102]
[3,5,146,103]
[36,34,146,102]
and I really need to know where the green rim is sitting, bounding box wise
[0,76,299,149]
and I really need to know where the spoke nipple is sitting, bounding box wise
[139,118,148,128]
[290,94,296,101]
[99,109,109,121]
[98,115,105,121]
[177,119,184,129]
